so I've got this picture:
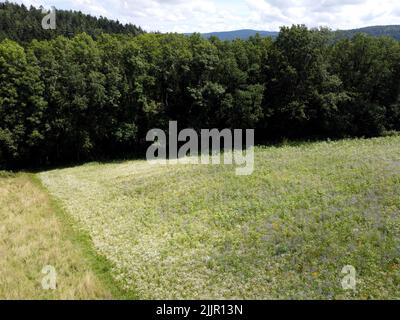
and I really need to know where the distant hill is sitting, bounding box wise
[187,26,400,41]
[335,25,400,41]
[2,3,400,44]
[185,29,278,40]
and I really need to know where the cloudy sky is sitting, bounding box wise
[15,0,400,33]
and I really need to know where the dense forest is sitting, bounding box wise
[1,3,400,168]
[0,2,143,43]
[336,25,400,41]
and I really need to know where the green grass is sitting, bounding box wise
[39,136,400,299]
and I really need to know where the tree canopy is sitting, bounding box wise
[0,2,143,44]
[1,6,400,169]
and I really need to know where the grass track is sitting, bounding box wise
[0,172,127,299]
[39,136,400,299]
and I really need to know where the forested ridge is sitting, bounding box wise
[336,25,400,41]
[195,26,400,41]
[1,4,400,169]
[0,2,143,43]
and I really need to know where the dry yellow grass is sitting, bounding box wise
[0,173,112,299]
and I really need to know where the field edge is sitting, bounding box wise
[30,173,138,300]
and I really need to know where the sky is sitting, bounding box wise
[14,0,400,33]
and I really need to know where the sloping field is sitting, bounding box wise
[39,136,400,299]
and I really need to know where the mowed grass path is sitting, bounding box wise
[39,136,400,299]
[0,173,112,299]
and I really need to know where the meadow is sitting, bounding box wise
[1,2,400,302]
[34,135,400,299]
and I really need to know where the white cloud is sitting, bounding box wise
[245,0,400,30]
[14,0,400,33]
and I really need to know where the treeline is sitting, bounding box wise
[1,25,400,168]
[0,2,144,43]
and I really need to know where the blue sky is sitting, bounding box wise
[15,0,400,33]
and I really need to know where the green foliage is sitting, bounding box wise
[0,39,47,166]
[0,2,143,44]
[263,25,350,138]
[0,12,400,168]
[330,34,400,136]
